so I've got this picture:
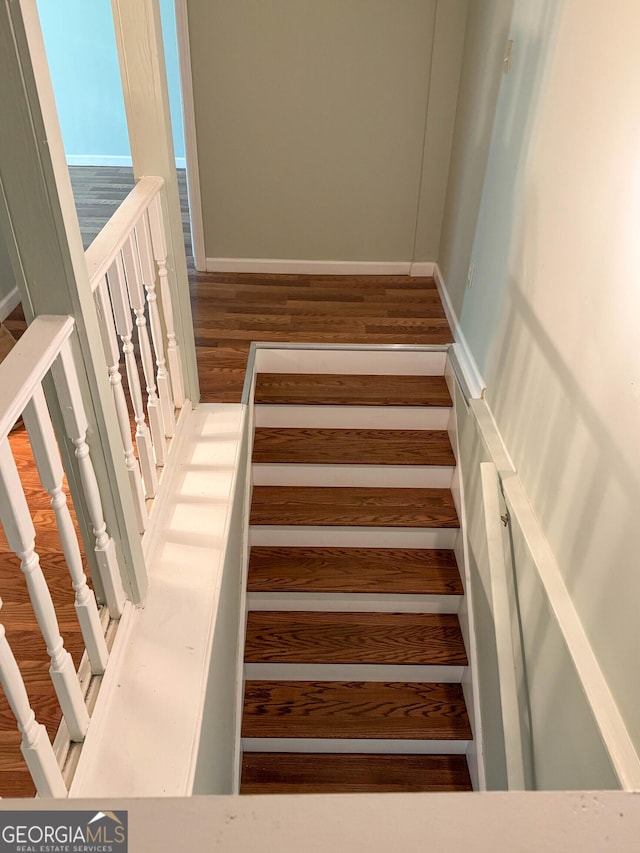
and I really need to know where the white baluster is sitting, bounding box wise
[107,253,158,499]
[0,440,89,742]
[23,387,108,675]
[137,210,175,437]
[51,341,126,619]
[122,231,166,465]
[94,275,147,533]
[148,194,185,408]
[0,615,67,797]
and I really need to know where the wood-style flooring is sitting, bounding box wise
[0,166,455,796]
[193,274,453,403]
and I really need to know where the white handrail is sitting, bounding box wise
[0,314,126,794]
[480,462,526,789]
[0,315,74,441]
[85,175,186,526]
[85,177,163,291]
[502,475,640,791]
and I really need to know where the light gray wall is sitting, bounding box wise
[438,0,514,312]
[188,0,466,262]
[413,0,467,262]
[453,0,640,763]
[0,230,16,306]
[457,387,618,790]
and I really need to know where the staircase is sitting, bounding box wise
[240,355,473,794]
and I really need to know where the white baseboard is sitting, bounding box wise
[0,286,20,322]
[66,154,187,170]
[434,263,486,399]
[409,261,436,277]
[205,258,413,275]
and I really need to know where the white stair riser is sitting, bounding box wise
[254,405,451,430]
[251,464,454,489]
[254,349,448,376]
[244,664,464,682]
[241,738,469,755]
[247,592,461,614]
[249,527,459,549]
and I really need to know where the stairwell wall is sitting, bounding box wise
[445,0,640,769]
[187,0,467,264]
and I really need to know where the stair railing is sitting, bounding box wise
[0,314,124,796]
[85,177,186,534]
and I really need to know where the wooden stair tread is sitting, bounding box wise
[252,428,455,466]
[240,752,472,794]
[250,486,459,528]
[244,612,468,665]
[254,374,452,407]
[242,681,471,740]
[247,547,463,595]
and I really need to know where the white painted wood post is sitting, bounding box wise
[107,253,159,499]
[0,439,89,742]
[122,231,166,465]
[136,212,175,438]
[111,0,200,403]
[94,275,148,533]
[0,616,67,797]
[23,387,109,675]
[52,341,126,619]
[148,193,185,409]
[2,0,149,605]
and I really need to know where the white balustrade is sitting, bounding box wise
[0,439,89,741]
[85,176,187,523]
[148,193,185,409]
[52,340,126,619]
[22,386,108,675]
[136,210,175,439]
[0,617,67,797]
[107,252,158,500]
[0,309,131,794]
[122,233,166,464]
[94,275,147,534]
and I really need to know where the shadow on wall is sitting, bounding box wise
[490,280,639,692]
[459,0,560,368]
[438,0,514,314]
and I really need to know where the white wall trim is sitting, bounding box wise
[65,154,186,169]
[0,286,20,322]
[206,258,413,275]
[501,474,640,791]
[174,0,206,272]
[409,261,436,276]
[434,263,486,399]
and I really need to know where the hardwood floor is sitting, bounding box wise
[193,274,453,403]
[0,165,455,796]
[241,753,472,795]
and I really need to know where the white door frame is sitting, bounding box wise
[174,0,206,272]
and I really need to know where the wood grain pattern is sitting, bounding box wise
[240,752,472,793]
[247,546,463,594]
[242,681,472,740]
[254,373,452,407]
[252,428,455,466]
[244,612,468,665]
[189,273,453,403]
[250,486,459,528]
